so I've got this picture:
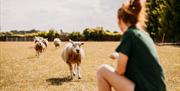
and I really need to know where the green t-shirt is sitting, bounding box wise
[116,27,166,91]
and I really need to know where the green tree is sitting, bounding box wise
[47,29,56,41]
[69,32,84,41]
[83,27,121,41]
[147,0,180,42]
[37,32,47,38]
[161,0,180,42]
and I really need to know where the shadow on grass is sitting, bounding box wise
[27,55,38,59]
[46,76,72,85]
[172,45,180,48]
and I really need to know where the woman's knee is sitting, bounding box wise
[96,64,112,77]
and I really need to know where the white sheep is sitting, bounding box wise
[61,40,85,80]
[34,41,46,56]
[34,37,43,43]
[42,38,48,48]
[54,38,61,48]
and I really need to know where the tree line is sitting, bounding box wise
[0,27,121,41]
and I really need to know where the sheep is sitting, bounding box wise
[42,38,48,48]
[61,39,85,80]
[34,37,48,48]
[34,37,43,43]
[54,38,61,48]
[34,41,46,56]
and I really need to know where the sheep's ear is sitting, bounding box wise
[69,39,72,42]
[69,39,74,44]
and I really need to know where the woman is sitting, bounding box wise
[96,0,166,91]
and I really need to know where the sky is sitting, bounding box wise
[0,0,123,32]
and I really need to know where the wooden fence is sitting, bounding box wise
[0,36,34,41]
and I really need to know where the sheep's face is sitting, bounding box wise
[70,41,84,54]
[36,41,44,46]
[34,37,43,43]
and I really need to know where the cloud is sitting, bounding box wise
[1,0,123,32]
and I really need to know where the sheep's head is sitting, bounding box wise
[69,39,84,54]
[35,41,44,46]
[34,37,43,43]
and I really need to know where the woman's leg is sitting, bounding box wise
[96,64,135,91]
[97,65,112,91]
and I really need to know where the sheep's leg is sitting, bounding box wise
[77,63,81,79]
[73,64,76,76]
[36,51,38,56]
[36,51,39,56]
[68,63,73,80]
[38,51,40,57]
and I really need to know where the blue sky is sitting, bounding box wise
[0,0,123,32]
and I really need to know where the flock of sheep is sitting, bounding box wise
[34,37,85,80]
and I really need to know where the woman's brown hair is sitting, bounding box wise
[118,0,147,29]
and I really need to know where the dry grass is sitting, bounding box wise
[0,42,179,91]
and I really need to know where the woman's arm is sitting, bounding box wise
[110,52,128,75]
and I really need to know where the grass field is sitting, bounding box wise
[0,42,180,91]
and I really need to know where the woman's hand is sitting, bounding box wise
[110,52,128,75]
[110,52,120,60]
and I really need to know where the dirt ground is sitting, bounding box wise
[0,42,179,91]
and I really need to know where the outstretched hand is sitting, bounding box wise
[110,52,120,60]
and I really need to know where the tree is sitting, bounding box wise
[147,0,180,42]
[83,27,121,41]
[37,32,47,38]
[69,32,84,41]
[160,0,180,42]
[47,29,56,41]
[28,29,39,33]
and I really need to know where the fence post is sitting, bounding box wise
[161,33,165,43]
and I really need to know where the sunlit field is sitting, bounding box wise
[0,42,179,91]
